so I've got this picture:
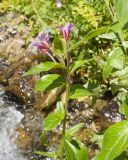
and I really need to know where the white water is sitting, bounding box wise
[0,96,27,160]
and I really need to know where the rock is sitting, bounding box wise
[1,39,25,63]
[94,99,107,111]
[17,109,43,152]
[0,12,40,105]
[34,86,64,111]
[99,101,125,129]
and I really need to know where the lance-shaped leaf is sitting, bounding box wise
[23,61,64,76]
[69,60,86,74]
[56,100,65,115]
[103,61,113,80]
[94,120,128,160]
[44,100,65,131]
[69,27,109,51]
[35,151,57,158]
[70,84,93,99]
[64,139,88,160]
[64,140,76,160]
[35,74,65,91]
[98,33,117,40]
[66,123,84,137]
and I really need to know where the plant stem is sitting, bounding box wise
[60,40,70,160]
[62,77,70,135]
[47,52,57,62]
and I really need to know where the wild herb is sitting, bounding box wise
[23,0,128,159]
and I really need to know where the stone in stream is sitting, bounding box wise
[99,101,125,129]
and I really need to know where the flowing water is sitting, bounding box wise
[0,88,52,160]
[0,91,27,160]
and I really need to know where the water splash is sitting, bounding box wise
[0,97,27,160]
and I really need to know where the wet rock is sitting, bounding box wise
[94,99,107,111]
[2,54,39,104]
[99,101,125,129]
[0,38,25,62]
[7,76,36,105]
[34,86,64,111]
[15,127,30,150]
[16,109,44,154]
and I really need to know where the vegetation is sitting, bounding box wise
[1,0,128,159]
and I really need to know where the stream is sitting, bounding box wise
[0,90,27,160]
[0,88,48,160]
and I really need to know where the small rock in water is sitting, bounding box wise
[100,101,125,129]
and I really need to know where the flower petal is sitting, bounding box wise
[37,33,46,41]
[58,23,74,42]
[56,0,62,8]
[66,24,74,32]
[32,42,44,50]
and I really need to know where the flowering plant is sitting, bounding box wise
[24,23,89,159]
[23,1,128,159]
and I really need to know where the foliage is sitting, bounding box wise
[94,121,128,160]
[17,0,128,159]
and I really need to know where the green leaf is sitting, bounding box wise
[104,0,110,7]
[119,93,128,119]
[91,134,103,149]
[52,36,66,57]
[75,139,88,160]
[98,33,117,40]
[35,151,57,158]
[110,23,123,32]
[69,27,109,51]
[70,84,93,99]
[111,84,120,94]
[66,123,84,137]
[103,61,113,79]
[57,140,64,158]
[119,79,128,87]
[23,61,64,76]
[114,0,128,25]
[40,131,47,145]
[103,47,125,79]
[64,140,76,160]
[56,100,65,115]
[115,154,127,160]
[44,112,64,131]
[44,102,65,131]
[69,60,86,74]
[64,139,88,160]
[94,120,128,160]
[35,74,65,91]
[85,79,100,95]
[108,47,125,70]
[114,67,128,76]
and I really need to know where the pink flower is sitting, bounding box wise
[56,0,62,8]
[32,33,50,54]
[58,23,74,43]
